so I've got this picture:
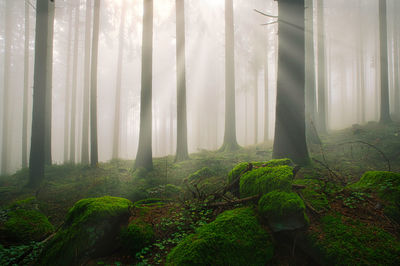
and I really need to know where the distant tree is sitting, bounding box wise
[22,1,30,168]
[220,0,239,152]
[1,1,12,174]
[29,0,55,187]
[90,0,100,167]
[379,0,392,124]
[316,0,327,133]
[81,0,92,164]
[64,4,73,163]
[112,0,127,160]
[264,35,269,142]
[135,0,154,169]
[392,1,399,118]
[357,0,366,124]
[175,0,189,162]
[272,0,309,165]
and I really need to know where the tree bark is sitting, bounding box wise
[22,1,30,169]
[272,0,309,165]
[393,1,399,118]
[64,5,73,163]
[264,46,269,142]
[135,0,154,169]
[316,0,327,133]
[175,0,189,162]
[90,0,100,167]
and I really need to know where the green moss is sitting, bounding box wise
[258,191,309,232]
[37,196,133,266]
[120,219,154,253]
[293,179,329,212]
[263,158,293,168]
[227,162,250,184]
[166,207,273,266]
[186,167,215,182]
[311,214,400,265]
[240,165,293,197]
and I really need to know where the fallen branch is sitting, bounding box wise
[296,191,322,216]
[208,195,260,208]
[312,158,345,185]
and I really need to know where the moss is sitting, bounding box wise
[310,214,400,265]
[293,179,330,212]
[37,196,133,266]
[263,158,293,168]
[258,191,309,232]
[166,207,273,266]
[240,165,293,197]
[186,167,215,182]
[227,162,250,184]
[120,219,154,253]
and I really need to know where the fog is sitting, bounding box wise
[0,0,399,174]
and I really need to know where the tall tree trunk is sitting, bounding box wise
[45,1,55,165]
[64,5,73,163]
[22,1,30,169]
[220,0,239,151]
[316,0,327,133]
[90,0,100,167]
[254,65,258,144]
[379,0,392,123]
[175,0,189,161]
[112,0,127,160]
[81,0,92,164]
[70,0,80,163]
[264,47,269,142]
[29,0,55,187]
[393,1,399,118]
[273,0,309,165]
[135,0,154,169]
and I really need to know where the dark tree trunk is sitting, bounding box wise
[220,0,239,152]
[175,0,189,162]
[29,0,55,187]
[135,0,154,169]
[272,0,309,165]
[316,0,327,133]
[112,0,127,160]
[22,1,30,169]
[90,0,100,167]
[64,5,73,163]
[81,0,92,164]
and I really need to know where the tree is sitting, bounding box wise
[22,0,30,168]
[272,0,309,165]
[175,0,189,162]
[90,0,100,167]
[220,0,239,152]
[29,0,55,187]
[394,1,400,118]
[264,34,269,142]
[81,0,92,164]
[357,0,366,124]
[316,0,327,133]
[112,0,127,160]
[1,1,12,174]
[135,0,154,169]
[379,0,392,124]
[64,4,73,163]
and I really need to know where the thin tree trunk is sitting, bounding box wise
[175,0,189,162]
[316,0,327,133]
[393,1,399,118]
[90,0,100,167]
[64,5,73,163]
[22,1,30,169]
[254,65,258,144]
[112,0,127,160]
[81,0,92,164]
[135,0,154,169]
[264,47,269,142]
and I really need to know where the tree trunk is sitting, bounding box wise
[379,0,392,123]
[29,0,55,187]
[272,0,309,165]
[64,5,73,163]
[112,0,127,160]
[254,65,258,144]
[90,0,100,167]
[135,0,154,169]
[393,1,399,118]
[81,0,92,164]
[70,0,80,163]
[220,0,239,152]
[175,0,189,162]
[264,47,269,142]
[22,1,30,169]
[316,0,327,133]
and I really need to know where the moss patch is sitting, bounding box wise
[293,179,330,212]
[120,218,154,254]
[166,207,273,266]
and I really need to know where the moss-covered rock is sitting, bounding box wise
[37,196,132,266]
[166,207,273,266]
[258,191,309,232]
[293,179,330,212]
[240,165,293,197]
[120,218,154,253]
[308,214,400,265]
[0,197,53,243]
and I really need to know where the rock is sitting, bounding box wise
[166,207,274,266]
[37,196,132,266]
[258,191,309,232]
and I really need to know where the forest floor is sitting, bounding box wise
[0,121,400,265]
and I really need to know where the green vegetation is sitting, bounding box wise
[120,219,154,253]
[293,179,330,212]
[166,208,273,266]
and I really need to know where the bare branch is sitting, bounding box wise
[254,9,278,18]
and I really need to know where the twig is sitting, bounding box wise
[254,9,278,18]
[296,191,322,216]
[208,195,260,208]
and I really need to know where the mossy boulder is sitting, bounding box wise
[349,171,400,222]
[258,191,309,232]
[307,214,400,265]
[293,179,330,212]
[240,165,293,198]
[37,196,132,266]
[120,218,154,253]
[0,197,54,243]
[166,207,273,266]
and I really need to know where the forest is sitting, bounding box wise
[0,0,399,265]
